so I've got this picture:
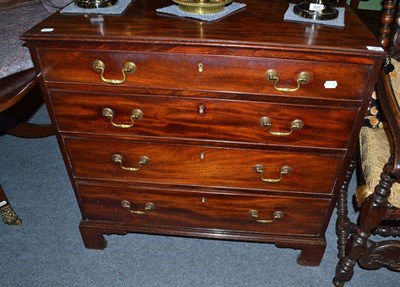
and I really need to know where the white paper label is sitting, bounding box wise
[41,28,54,33]
[367,46,384,52]
[324,81,338,89]
[309,3,324,12]
[0,200,7,207]
[90,16,104,24]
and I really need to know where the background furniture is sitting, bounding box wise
[22,0,384,267]
[336,0,361,10]
[0,2,53,225]
[0,68,53,225]
[333,0,400,285]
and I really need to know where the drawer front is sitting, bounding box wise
[78,183,329,236]
[65,138,342,195]
[39,49,369,100]
[51,91,357,150]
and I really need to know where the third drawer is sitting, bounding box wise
[65,138,343,195]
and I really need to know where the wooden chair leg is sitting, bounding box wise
[0,185,22,225]
[333,162,395,286]
[6,122,53,138]
[336,158,357,260]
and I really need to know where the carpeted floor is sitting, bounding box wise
[0,105,398,286]
[0,0,39,11]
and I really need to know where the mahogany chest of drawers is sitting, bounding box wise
[22,0,384,266]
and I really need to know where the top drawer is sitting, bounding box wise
[38,49,370,101]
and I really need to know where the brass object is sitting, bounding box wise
[248,210,284,224]
[198,63,204,72]
[253,164,292,183]
[92,60,136,85]
[259,117,304,137]
[293,0,339,21]
[121,200,156,215]
[172,0,233,14]
[112,154,150,172]
[0,205,22,225]
[102,108,144,129]
[74,0,117,9]
[265,69,312,93]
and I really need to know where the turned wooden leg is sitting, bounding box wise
[373,225,400,237]
[333,163,395,286]
[336,159,357,259]
[0,185,22,225]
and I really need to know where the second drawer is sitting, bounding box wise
[51,91,357,150]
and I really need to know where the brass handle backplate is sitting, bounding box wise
[253,164,292,183]
[92,60,136,85]
[102,108,144,129]
[248,210,284,223]
[259,117,304,136]
[112,154,150,172]
[265,69,311,93]
[121,200,155,215]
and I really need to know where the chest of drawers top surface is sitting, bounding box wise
[22,0,382,57]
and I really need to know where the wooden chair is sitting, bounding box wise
[333,0,400,285]
[0,2,54,225]
[0,68,53,225]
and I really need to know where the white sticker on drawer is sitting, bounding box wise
[367,46,384,52]
[0,200,7,207]
[41,28,54,32]
[324,81,338,89]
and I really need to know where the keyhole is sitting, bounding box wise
[198,63,204,73]
[198,104,205,114]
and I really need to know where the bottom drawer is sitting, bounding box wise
[78,183,329,236]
